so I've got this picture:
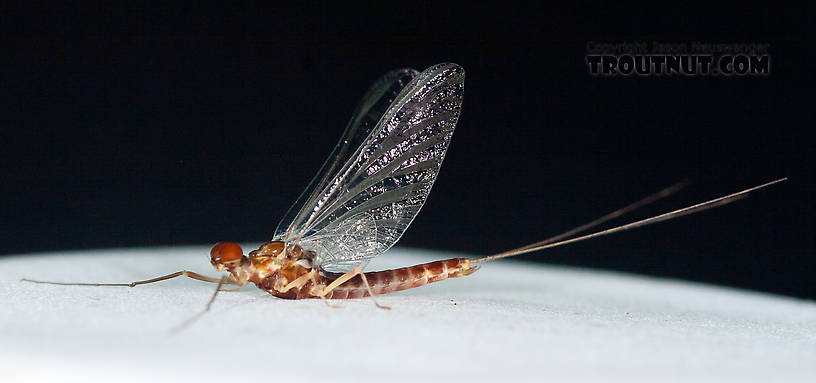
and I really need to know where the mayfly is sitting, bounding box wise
[24,63,785,310]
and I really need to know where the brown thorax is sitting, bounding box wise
[210,240,317,299]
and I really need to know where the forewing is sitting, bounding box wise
[273,68,420,239]
[286,63,465,272]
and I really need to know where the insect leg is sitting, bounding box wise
[217,286,246,292]
[318,267,389,310]
[357,271,390,310]
[280,270,315,293]
[21,270,237,287]
[309,271,340,309]
[170,275,231,334]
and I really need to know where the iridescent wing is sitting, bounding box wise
[278,63,465,273]
[273,68,421,240]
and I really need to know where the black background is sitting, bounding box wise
[2,5,813,298]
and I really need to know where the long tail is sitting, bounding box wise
[471,178,787,264]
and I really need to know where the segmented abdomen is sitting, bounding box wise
[321,258,479,299]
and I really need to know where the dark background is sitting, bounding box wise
[2,5,813,298]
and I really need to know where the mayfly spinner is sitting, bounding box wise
[23,63,785,310]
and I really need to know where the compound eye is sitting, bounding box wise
[211,242,243,264]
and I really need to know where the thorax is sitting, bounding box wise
[237,241,320,299]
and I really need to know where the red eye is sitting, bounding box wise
[211,242,243,264]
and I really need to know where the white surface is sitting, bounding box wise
[1,246,815,382]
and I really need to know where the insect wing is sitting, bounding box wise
[283,63,465,273]
[273,68,421,240]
